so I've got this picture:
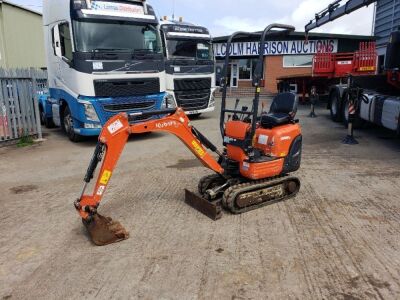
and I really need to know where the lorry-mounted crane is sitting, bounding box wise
[284,0,400,133]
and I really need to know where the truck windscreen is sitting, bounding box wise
[166,40,212,60]
[74,21,162,53]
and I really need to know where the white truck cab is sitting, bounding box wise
[42,0,171,142]
[159,20,216,116]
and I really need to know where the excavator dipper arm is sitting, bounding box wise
[74,108,224,245]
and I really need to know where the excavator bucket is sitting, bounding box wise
[83,214,129,246]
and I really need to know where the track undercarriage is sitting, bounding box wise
[185,174,301,220]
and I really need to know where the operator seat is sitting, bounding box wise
[261,92,298,129]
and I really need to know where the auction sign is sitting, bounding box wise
[214,39,338,57]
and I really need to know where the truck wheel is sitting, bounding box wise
[397,113,400,138]
[61,106,83,143]
[39,106,45,125]
[329,90,342,122]
[39,106,55,128]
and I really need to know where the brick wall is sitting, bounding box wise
[238,80,252,88]
[264,56,312,93]
[238,80,266,88]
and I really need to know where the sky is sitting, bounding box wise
[13,0,375,36]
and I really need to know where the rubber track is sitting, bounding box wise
[222,175,300,214]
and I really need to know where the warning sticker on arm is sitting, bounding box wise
[107,120,124,135]
[99,170,112,185]
[191,140,206,158]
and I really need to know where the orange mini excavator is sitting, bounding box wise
[74,24,303,246]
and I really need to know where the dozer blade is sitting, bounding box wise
[83,214,129,246]
[184,189,223,221]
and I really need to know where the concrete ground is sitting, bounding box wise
[1,98,400,300]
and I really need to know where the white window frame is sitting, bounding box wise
[58,21,74,63]
[52,24,62,58]
[238,59,252,81]
[237,58,264,81]
[283,55,313,68]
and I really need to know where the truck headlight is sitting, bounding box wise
[162,93,176,109]
[84,103,100,122]
[79,100,100,122]
[209,90,216,107]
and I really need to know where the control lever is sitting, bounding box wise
[232,98,240,121]
[240,106,249,120]
[261,101,267,114]
[244,103,253,123]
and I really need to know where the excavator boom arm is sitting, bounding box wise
[75,108,224,220]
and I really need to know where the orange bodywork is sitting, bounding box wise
[254,124,301,158]
[225,120,301,180]
[78,108,223,219]
[77,110,301,219]
[225,121,250,140]
[241,159,285,180]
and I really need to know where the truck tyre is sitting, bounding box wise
[329,90,342,122]
[39,105,55,128]
[342,94,364,129]
[397,113,400,138]
[61,105,83,143]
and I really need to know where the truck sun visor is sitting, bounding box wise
[81,0,155,20]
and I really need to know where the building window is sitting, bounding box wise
[59,23,73,61]
[239,59,251,79]
[238,58,263,80]
[283,55,313,68]
[251,58,263,79]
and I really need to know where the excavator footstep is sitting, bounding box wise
[184,189,223,221]
[83,214,129,246]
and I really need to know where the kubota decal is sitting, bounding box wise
[156,121,178,129]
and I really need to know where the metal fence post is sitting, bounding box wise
[30,68,43,140]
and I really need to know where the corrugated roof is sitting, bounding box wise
[374,0,400,46]
[0,0,42,16]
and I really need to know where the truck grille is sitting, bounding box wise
[92,95,162,124]
[94,78,160,97]
[174,78,211,91]
[174,78,211,111]
[103,101,155,112]
[175,89,210,111]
